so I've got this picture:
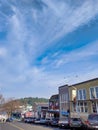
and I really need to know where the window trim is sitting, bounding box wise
[90,86,98,99]
[91,101,98,113]
[77,89,86,100]
[72,101,88,113]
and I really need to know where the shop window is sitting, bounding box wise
[77,102,88,113]
[92,101,98,113]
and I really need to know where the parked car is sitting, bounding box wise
[24,117,30,123]
[45,118,52,126]
[85,113,98,130]
[28,117,36,123]
[6,117,13,122]
[50,118,59,126]
[40,118,46,125]
[30,117,36,123]
[34,118,40,124]
[58,118,70,128]
[69,117,84,130]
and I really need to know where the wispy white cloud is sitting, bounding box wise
[0,47,7,57]
[41,0,98,45]
[3,0,98,59]
[0,0,98,98]
[5,0,98,59]
[53,41,98,68]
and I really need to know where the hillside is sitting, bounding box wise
[20,97,49,106]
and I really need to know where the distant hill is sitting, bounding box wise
[20,97,49,106]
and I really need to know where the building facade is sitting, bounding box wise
[48,94,59,118]
[59,85,69,119]
[33,102,48,118]
[69,78,98,120]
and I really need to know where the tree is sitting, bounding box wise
[0,94,5,112]
[3,98,21,117]
[0,94,4,104]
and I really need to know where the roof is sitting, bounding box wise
[69,77,98,87]
[59,84,68,89]
[49,94,59,100]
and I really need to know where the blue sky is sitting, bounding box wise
[0,0,98,99]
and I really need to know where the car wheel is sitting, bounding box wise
[59,126,62,129]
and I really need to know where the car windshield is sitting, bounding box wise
[88,115,98,121]
[53,118,58,121]
[71,118,81,121]
[46,118,50,120]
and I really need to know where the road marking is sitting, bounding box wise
[8,123,24,130]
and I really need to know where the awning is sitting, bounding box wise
[47,110,59,114]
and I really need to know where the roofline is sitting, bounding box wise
[59,84,68,89]
[69,77,98,87]
[50,94,59,97]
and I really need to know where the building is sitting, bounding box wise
[69,78,98,120]
[33,102,48,118]
[48,94,59,118]
[59,84,69,119]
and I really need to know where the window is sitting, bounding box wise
[60,95,62,102]
[65,93,68,101]
[90,88,95,99]
[72,102,88,112]
[60,94,68,103]
[77,102,88,113]
[90,87,98,99]
[91,101,98,113]
[77,89,86,100]
[96,87,98,98]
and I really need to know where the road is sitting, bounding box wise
[0,122,71,130]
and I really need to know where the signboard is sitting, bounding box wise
[61,111,69,116]
[25,112,33,117]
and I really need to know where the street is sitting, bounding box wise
[0,122,60,130]
[0,122,71,130]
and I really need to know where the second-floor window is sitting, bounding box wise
[90,87,98,99]
[60,93,68,102]
[77,89,86,100]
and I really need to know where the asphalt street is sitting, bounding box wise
[0,122,71,130]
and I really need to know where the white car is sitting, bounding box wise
[58,118,70,128]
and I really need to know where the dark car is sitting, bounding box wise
[34,118,41,124]
[45,118,51,126]
[24,117,30,123]
[85,114,98,130]
[50,118,59,127]
[69,117,84,130]
[58,118,70,129]
[31,117,36,123]
[28,117,36,123]
[6,117,13,122]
